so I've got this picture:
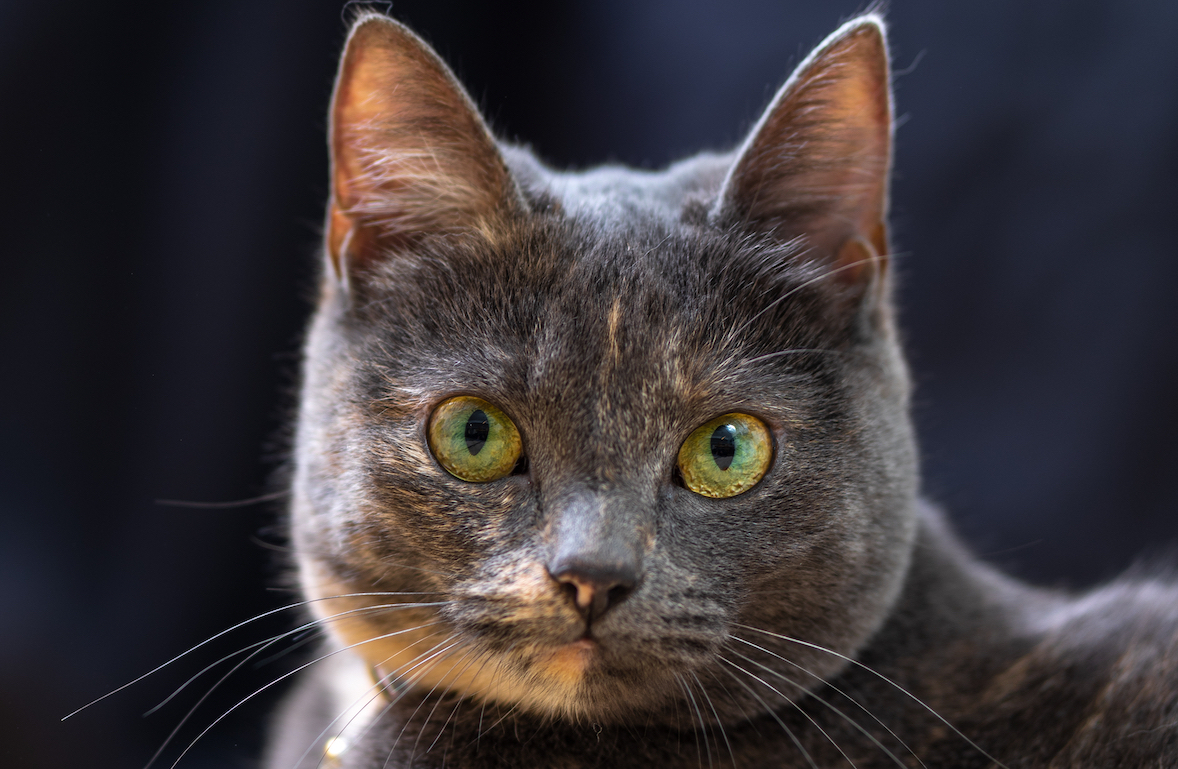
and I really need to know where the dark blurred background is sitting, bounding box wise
[3,1,1177,766]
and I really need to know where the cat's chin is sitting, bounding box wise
[435,643,692,724]
[331,617,688,723]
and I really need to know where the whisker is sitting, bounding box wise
[724,651,858,768]
[321,633,464,769]
[157,614,441,769]
[147,620,299,769]
[153,490,289,509]
[715,657,818,769]
[61,591,445,721]
[676,672,711,769]
[672,673,684,751]
[729,636,919,768]
[146,602,449,716]
[455,640,519,753]
[164,623,456,769]
[288,629,455,769]
[691,670,735,769]
[702,665,759,732]
[733,624,1009,769]
[741,347,851,367]
[301,681,389,769]
[428,650,491,755]
[156,606,442,769]
[380,640,468,769]
[481,698,521,738]
[411,648,480,757]
[251,627,320,669]
[440,650,499,753]
[476,685,490,750]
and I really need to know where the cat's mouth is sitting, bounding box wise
[532,637,598,684]
[305,566,729,727]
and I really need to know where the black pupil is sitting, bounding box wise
[710,424,737,471]
[465,410,490,456]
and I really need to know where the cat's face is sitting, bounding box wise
[291,13,918,725]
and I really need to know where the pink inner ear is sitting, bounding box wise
[325,16,519,278]
[714,17,893,267]
[834,235,887,290]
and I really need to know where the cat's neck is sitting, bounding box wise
[847,502,1059,709]
[863,501,1057,679]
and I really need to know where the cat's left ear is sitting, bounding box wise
[713,15,892,289]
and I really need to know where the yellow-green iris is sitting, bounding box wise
[678,413,772,498]
[428,396,522,482]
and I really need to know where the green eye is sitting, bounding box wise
[678,413,772,498]
[428,396,522,482]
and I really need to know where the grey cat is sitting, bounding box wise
[263,11,1178,768]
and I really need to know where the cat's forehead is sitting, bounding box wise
[507,221,837,416]
[504,146,732,230]
[350,163,847,419]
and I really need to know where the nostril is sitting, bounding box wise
[606,583,632,609]
[548,561,640,623]
[558,580,580,605]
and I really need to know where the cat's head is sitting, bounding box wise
[291,12,918,724]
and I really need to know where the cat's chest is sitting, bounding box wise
[276,656,944,769]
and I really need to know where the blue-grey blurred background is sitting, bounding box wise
[3,1,1177,766]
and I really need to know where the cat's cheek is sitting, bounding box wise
[297,562,448,687]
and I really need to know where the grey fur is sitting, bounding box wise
[264,12,1178,769]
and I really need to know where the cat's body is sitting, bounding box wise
[264,12,1178,768]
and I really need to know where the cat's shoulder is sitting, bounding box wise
[1029,573,1178,678]
[976,575,1178,764]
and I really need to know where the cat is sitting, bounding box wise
[262,10,1178,768]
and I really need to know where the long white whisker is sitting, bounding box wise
[380,640,469,769]
[741,347,851,367]
[292,629,456,769]
[145,627,319,718]
[677,672,712,769]
[729,636,920,768]
[725,651,858,768]
[250,626,320,669]
[671,675,697,768]
[427,650,489,755]
[165,623,454,769]
[406,647,478,758]
[61,592,446,721]
[147,621,297,769]
[328,633,468,769]
[691,670,735,769]
[715,657,819,769]
[146,602,451,716]
[733,624,1009,769]
[158,615,443,769]
[702,665,758,729]
[481,698,521,737]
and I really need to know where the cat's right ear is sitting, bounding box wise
[326,14,522,289]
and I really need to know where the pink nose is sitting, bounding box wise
[549,560,638,622]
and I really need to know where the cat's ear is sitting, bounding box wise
[326,14,521,285]
[713,15,892,288]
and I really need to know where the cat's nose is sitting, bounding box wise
[548,559,638,623]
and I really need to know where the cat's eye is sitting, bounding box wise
[677,413,772,498]
[428,396,523,482]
